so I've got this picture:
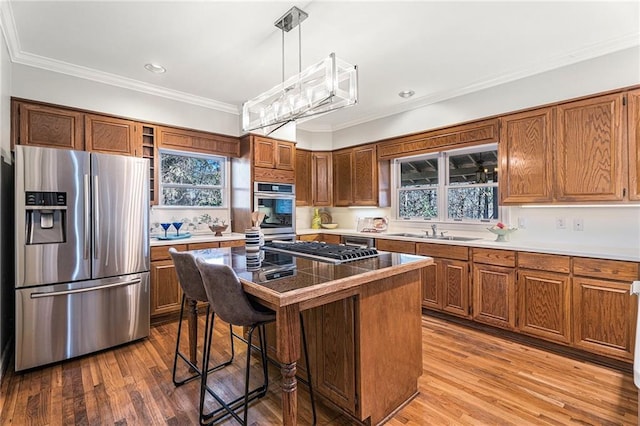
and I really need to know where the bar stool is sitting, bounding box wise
[169,248,235,386]
[195,257,316,426]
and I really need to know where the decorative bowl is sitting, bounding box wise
[487,226,517,242]
[208,224,228,237]
[321,223,338,229]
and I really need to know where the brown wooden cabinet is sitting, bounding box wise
[499,108,554,204]
[376,239,416,254]
[158,126,240,157]
[13,101,84,150]
[295,149,312,206]
[85,114,139,156]
[140,125,157,205]
[571,257,638,361]
[416,243,470,318]
[472,248,517,330]
[312,152,333,206]
[629,89,640,201]
[517,252,572,344]
[253,136,295,170]
[556,93,625,202]
[333,144,378,206]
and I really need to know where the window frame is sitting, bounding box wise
[158,149,229,209]
[393,143,500,224]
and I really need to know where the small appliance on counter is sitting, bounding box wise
[356,217,388,233]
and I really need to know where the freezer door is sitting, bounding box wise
[15,146,91,287]
[15,273,150,371]
[92,152,149,279]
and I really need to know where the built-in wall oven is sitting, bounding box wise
[253,182,296,240]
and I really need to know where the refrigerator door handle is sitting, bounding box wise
[83,174,91,259]
[30,279,142,299]
[93,174,100,260]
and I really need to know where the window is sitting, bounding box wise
[395,144,498,223]
[159,150,226,207]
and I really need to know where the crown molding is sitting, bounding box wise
[303,33,640,133]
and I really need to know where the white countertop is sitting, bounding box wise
[297,228,640,262]
[150,232,246,247]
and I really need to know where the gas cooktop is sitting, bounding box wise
[263,241,378,264]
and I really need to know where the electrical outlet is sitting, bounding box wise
[556,217,566,229]
[573,218,584,231]
[517,217,526,229]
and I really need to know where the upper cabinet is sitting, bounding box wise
[253,136,295,170]
[157,126,240,158]
[333,145,379,207]
[499,108,554,204]
[13,101,84,150]
[295,150,333,207]
[555,93,625,202]
[85,114,139,156]
[500,90,636,204]
[629,89,640,201]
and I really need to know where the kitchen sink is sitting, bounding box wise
[385,233,480,242]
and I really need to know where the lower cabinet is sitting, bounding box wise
[471,248,517,331]
[571,258,639,361]
[416,243,470,319]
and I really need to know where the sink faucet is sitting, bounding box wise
[431,224,437,237]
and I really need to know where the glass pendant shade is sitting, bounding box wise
[242,53,358,133]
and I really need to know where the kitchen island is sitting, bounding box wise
[191,246,433,425]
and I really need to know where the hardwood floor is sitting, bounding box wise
[1,314,636,425]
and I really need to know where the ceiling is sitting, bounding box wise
[2,1,639,132]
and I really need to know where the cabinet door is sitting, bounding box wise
[518,269,571,344]
[333,149,353,206]
[421,262,440,310]
[629,89,640,201]
[352,145,378,205]
[158,127,192,149]
[275,141,295,170]
[17,102,84,149]
[312,152,333,206]
[295,149,312,206]
[376,239,415,254]
[556,94,625,201]
[499,108,554,203]
[150,260,182,317]
[313,297,357,414]
[472,264,516,330]
[253,137,276,168]
[572,277,636,361]
[85,114,139,156]
[440,259,470,318]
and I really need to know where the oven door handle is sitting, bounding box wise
[254,192,295,199]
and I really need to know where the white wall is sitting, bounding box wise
[11,63,240,136]
[332,47,640,148]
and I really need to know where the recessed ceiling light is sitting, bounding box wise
[144,63,166,74]
[398,90,415,99]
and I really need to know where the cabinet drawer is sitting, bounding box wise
[188,242,220,251]
[518,252,570,274]
[220,239,244,248]
[573,258,639,282]
[376,239,416,254]
[416,243,468,261]
[472,248,516,267]
[150,244,188,261]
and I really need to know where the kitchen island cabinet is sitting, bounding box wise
[191,246,431,426]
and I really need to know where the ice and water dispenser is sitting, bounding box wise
[24,191,67,244]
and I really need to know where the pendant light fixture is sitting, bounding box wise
[242,6,358,134]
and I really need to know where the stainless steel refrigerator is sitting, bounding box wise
[14,145,150,371]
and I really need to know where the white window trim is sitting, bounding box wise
[392,143,502,225]
[158,149,230,209]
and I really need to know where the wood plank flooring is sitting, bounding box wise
[1,314,636,425]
